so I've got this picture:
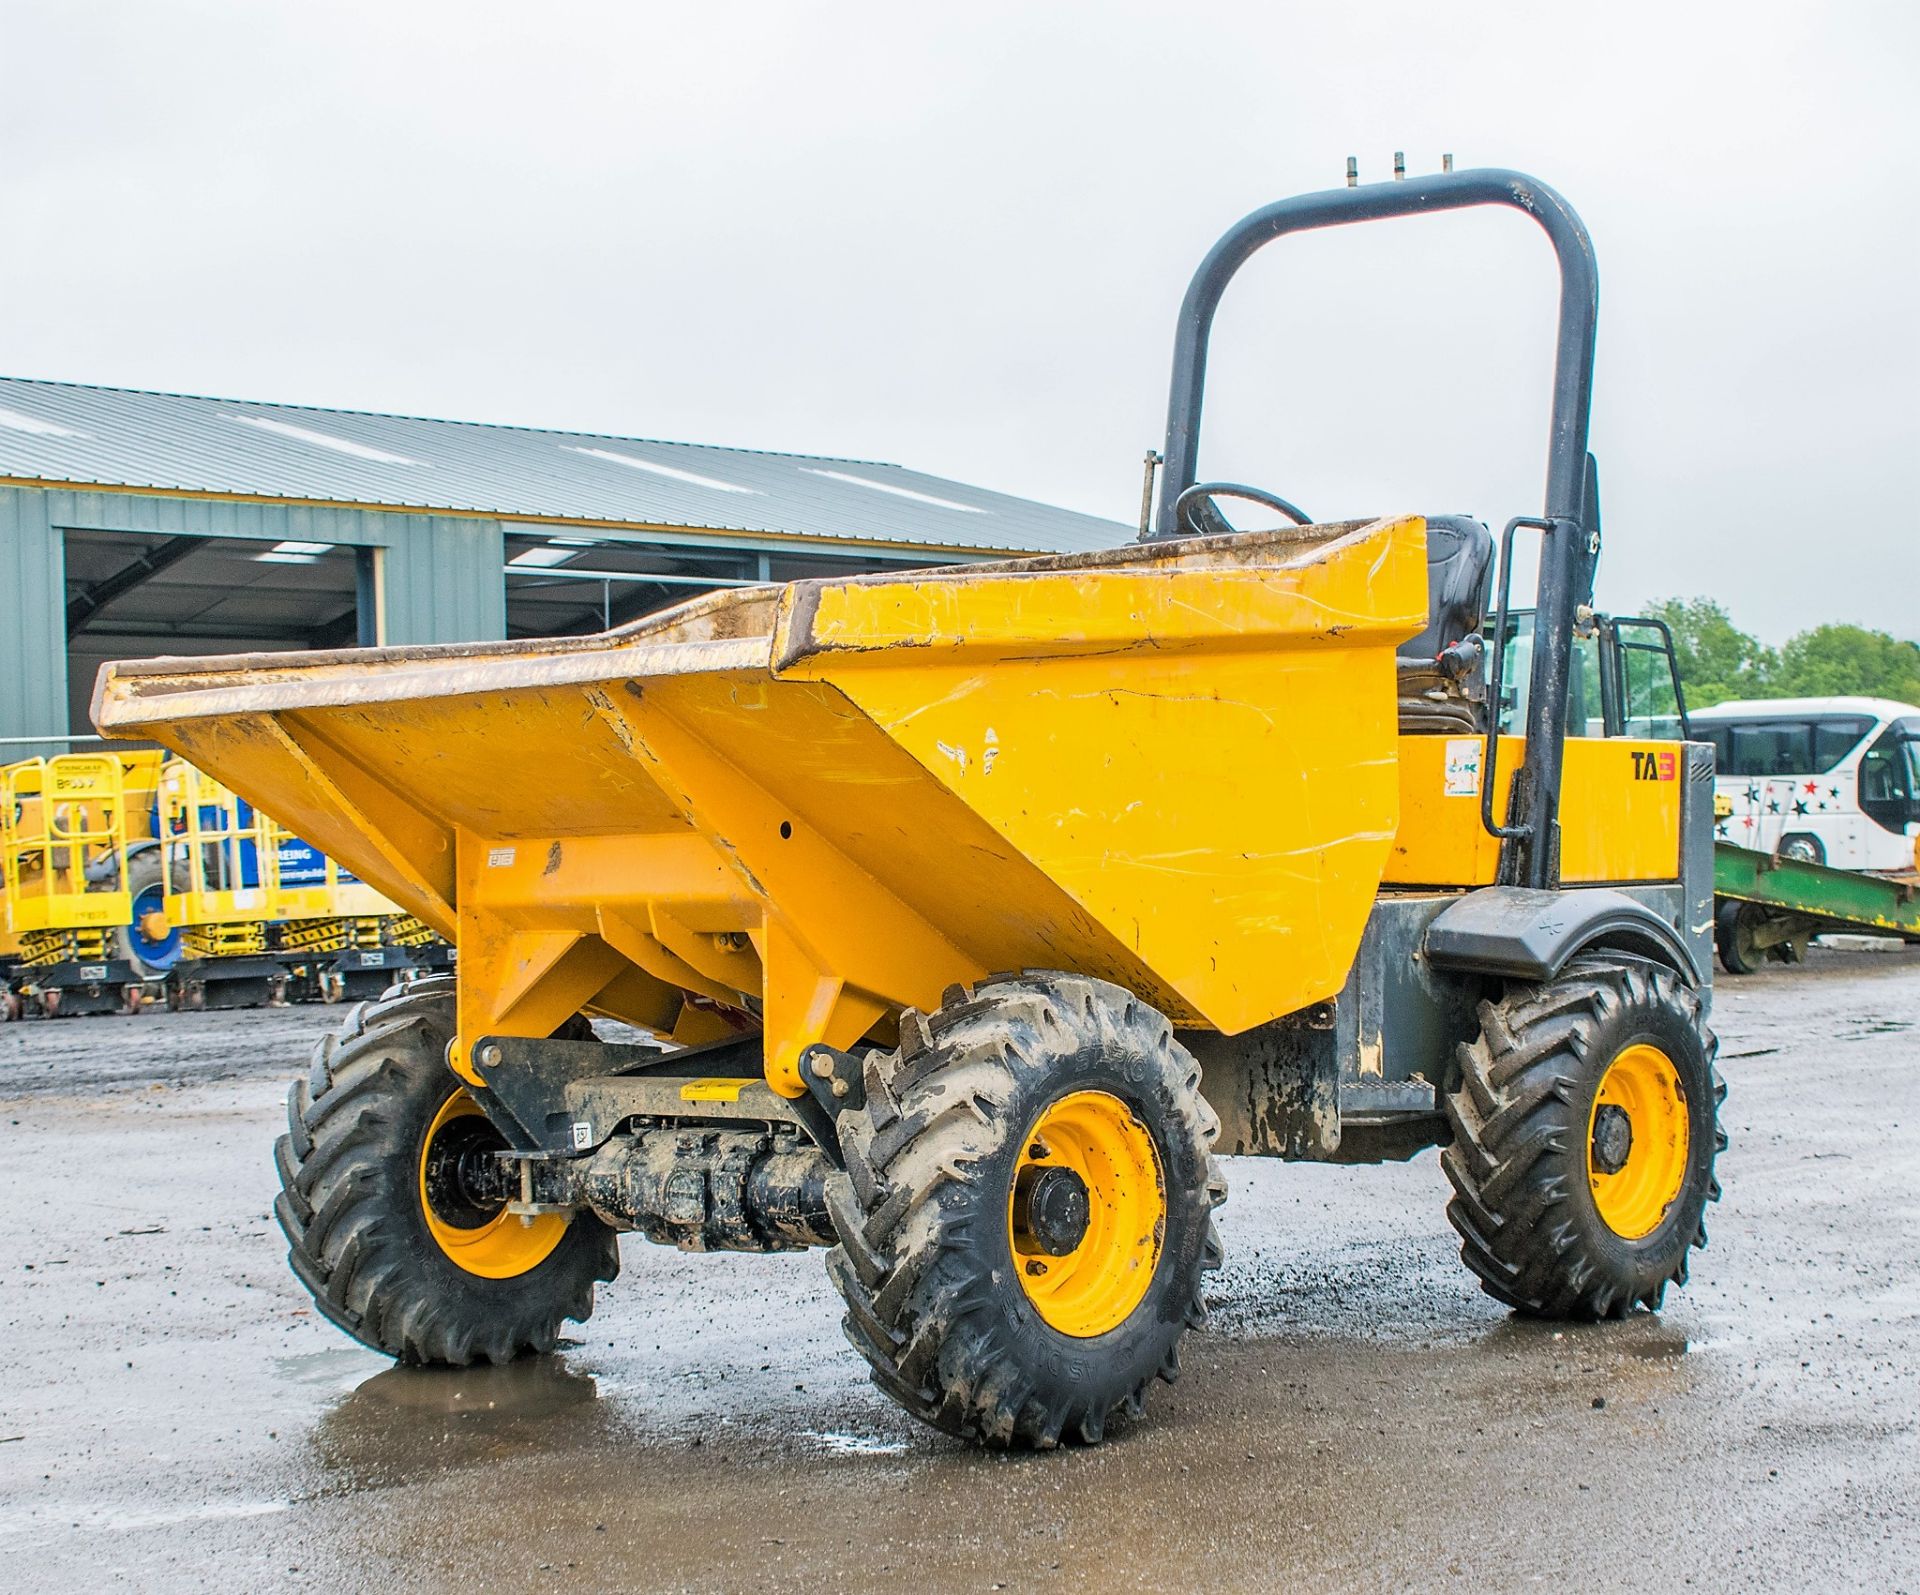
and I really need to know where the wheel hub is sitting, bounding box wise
[417,1089,569,1278]
[1590,1103,1633,1175]
[420,1110,513,1228]
[1586,1042,1690,1240]
[1017,1164,1091,1255]
[1006,1090,1166,1338]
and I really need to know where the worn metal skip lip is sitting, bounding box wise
[774,518,1403,669]
[91,518,1391,729]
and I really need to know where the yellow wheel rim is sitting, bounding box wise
[418,1089,567,1279]
[1008,1090,1165,1338]
[1586,1043,1690,1240]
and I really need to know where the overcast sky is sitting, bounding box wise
[4,1,1915,639]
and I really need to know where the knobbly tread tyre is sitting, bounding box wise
[824,971,1226,1448]
[1442,954,1725,1320]
[273,979,619,1365]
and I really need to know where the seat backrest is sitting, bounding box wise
[1397,515,1494,661]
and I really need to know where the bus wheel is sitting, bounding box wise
[1778,833,1824,866]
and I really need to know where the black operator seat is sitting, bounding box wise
[1397,514,1495,734]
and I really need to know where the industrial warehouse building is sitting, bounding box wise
[0,377,1128,755]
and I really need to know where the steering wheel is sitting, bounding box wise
[1174,481,1314,538]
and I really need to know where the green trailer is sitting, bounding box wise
[1713,841,1920,974]
[1507,609,1920,980]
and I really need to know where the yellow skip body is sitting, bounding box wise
[96,514,1479,1096]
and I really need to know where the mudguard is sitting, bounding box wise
[1423,886,1702,987]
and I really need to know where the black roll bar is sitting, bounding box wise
[1145,167,1601,890]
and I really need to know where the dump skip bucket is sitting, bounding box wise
[96,516,1428,1090]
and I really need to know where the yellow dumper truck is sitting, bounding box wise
[94,167,1724,1449]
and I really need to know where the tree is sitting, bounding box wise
[1642,597,1776,709]
[1640,599,1920,709]
[1771,625,1920,704]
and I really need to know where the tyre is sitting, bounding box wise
[1715,899,1800,975]
[1442,954,1724,1319]
[824,972,1225,1448]
[1715,900,1762,975]
[273,979,619,1365]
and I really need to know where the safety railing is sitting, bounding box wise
[267,830,399,922]
[157,760,280,928]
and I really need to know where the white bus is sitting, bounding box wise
[1689,696,1920,872]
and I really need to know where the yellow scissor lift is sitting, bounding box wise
[1,750,168,1018]
[161,759,429,1008]
[154,758,291,1010]
[3,751,426,1017]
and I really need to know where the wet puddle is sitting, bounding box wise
[800,1430,910,1457]
[307,1359,609,1489]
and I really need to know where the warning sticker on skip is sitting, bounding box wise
[486,846,517,868]
[1444,738,1482,797]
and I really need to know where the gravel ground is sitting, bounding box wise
[1,947,1915,1592]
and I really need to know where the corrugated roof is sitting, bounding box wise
[0,377,1128,555]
